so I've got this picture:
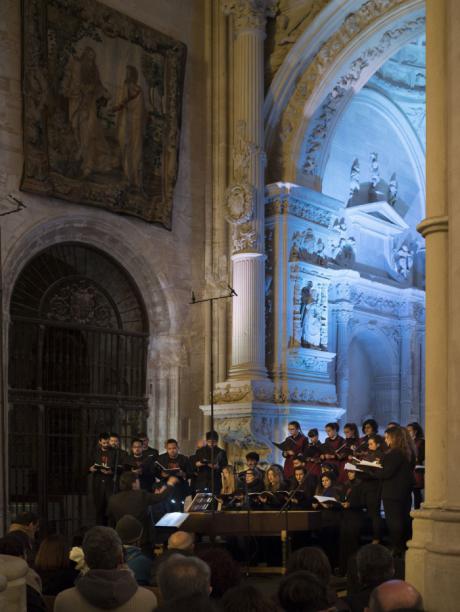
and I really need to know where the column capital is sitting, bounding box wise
[222,0,278,33]
[417,215,448,237]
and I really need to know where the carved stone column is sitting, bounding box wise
[405,0,460,608]
[399,319,416,424]
[222,0,277,380]
[335,307,353,415]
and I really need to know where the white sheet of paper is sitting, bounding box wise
[155,512,189,528]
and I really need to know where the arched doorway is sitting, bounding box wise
[8,243,149,533]
[347,329,399,428]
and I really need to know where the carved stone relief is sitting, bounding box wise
[265,0,330,84]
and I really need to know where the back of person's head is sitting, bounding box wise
[35,534,70,571]
[168,530,195,552]
[286,547,331,585]
[357,544,395,586]
[82,526,123,570]
[11,511,38,528]
[115,515,143,545]
[158,553,211,601]
[368,580,423,611]
[3,531,32,559]
[196,547,240,598]
[221,584,279,612]
[119,471,137,491]
[278,570,329,612]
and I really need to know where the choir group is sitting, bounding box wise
[88,420,425,569]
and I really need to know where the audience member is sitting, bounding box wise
[168,530,195,552]
[286,546,348,610]
[34,534,78,595]
[196,546,241,598]
[221,584,280,612]
[367,580,423,611]
[54,526,157,611]
[150,530,195,585]
[344,544,395,612]
[0,536,46,611]
[277,570,330,612]
[8,511,39,562]
[157,553,211,601]
[115,514,152,585]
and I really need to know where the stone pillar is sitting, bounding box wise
[222,0,277,380]
[406,0,460,607]
[399,320,416,424]
[0,554,27,611]
[335,307,353,415]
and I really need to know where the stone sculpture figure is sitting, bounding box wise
[349,157,360,197]
[388,172,398,206]
[300,281,321,347]
[370,152,380,188]
[395,244,413,278]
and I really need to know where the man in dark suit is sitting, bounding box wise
[157,439,193,509]
[88,432,116,525]
[193,430,228,495]
[107,471,178,551]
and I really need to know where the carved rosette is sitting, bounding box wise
[222,0,278,33]
[225,181,256,224]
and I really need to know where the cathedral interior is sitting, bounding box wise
[0,0,459,608]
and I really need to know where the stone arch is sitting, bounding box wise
[2,214,172,340]
[265,0,425,184]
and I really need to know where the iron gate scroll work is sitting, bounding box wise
[8,243,149,534]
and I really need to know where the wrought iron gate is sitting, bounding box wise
[8,243,149,534]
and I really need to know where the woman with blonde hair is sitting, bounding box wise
[361,425,415,557]
[221,465,237,496]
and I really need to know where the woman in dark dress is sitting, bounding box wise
[362,426,415,557]
[360,434,384,543]
[339,467,365,575]
[34,534,78,596]
[407,421,425,509]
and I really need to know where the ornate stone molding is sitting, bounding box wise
[301,15,426,176]
[222,0,278,33]
[417,215,448,237]
[266,196,334,227]
[265,0,330,85]
[266,0,425,180]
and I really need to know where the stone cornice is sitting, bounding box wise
[417,215,448,237]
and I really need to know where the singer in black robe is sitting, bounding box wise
[157,439,193,509]
[194,431,228,495]
[87,432,116,525]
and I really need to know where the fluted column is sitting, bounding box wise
[399,321,416,424]
[222,0,277,379]
[336,308,353,414]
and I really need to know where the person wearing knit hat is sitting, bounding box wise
[116,515,152,585]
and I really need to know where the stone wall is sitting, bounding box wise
[0,0,208,529]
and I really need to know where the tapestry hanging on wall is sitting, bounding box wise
[21,0,187,228]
